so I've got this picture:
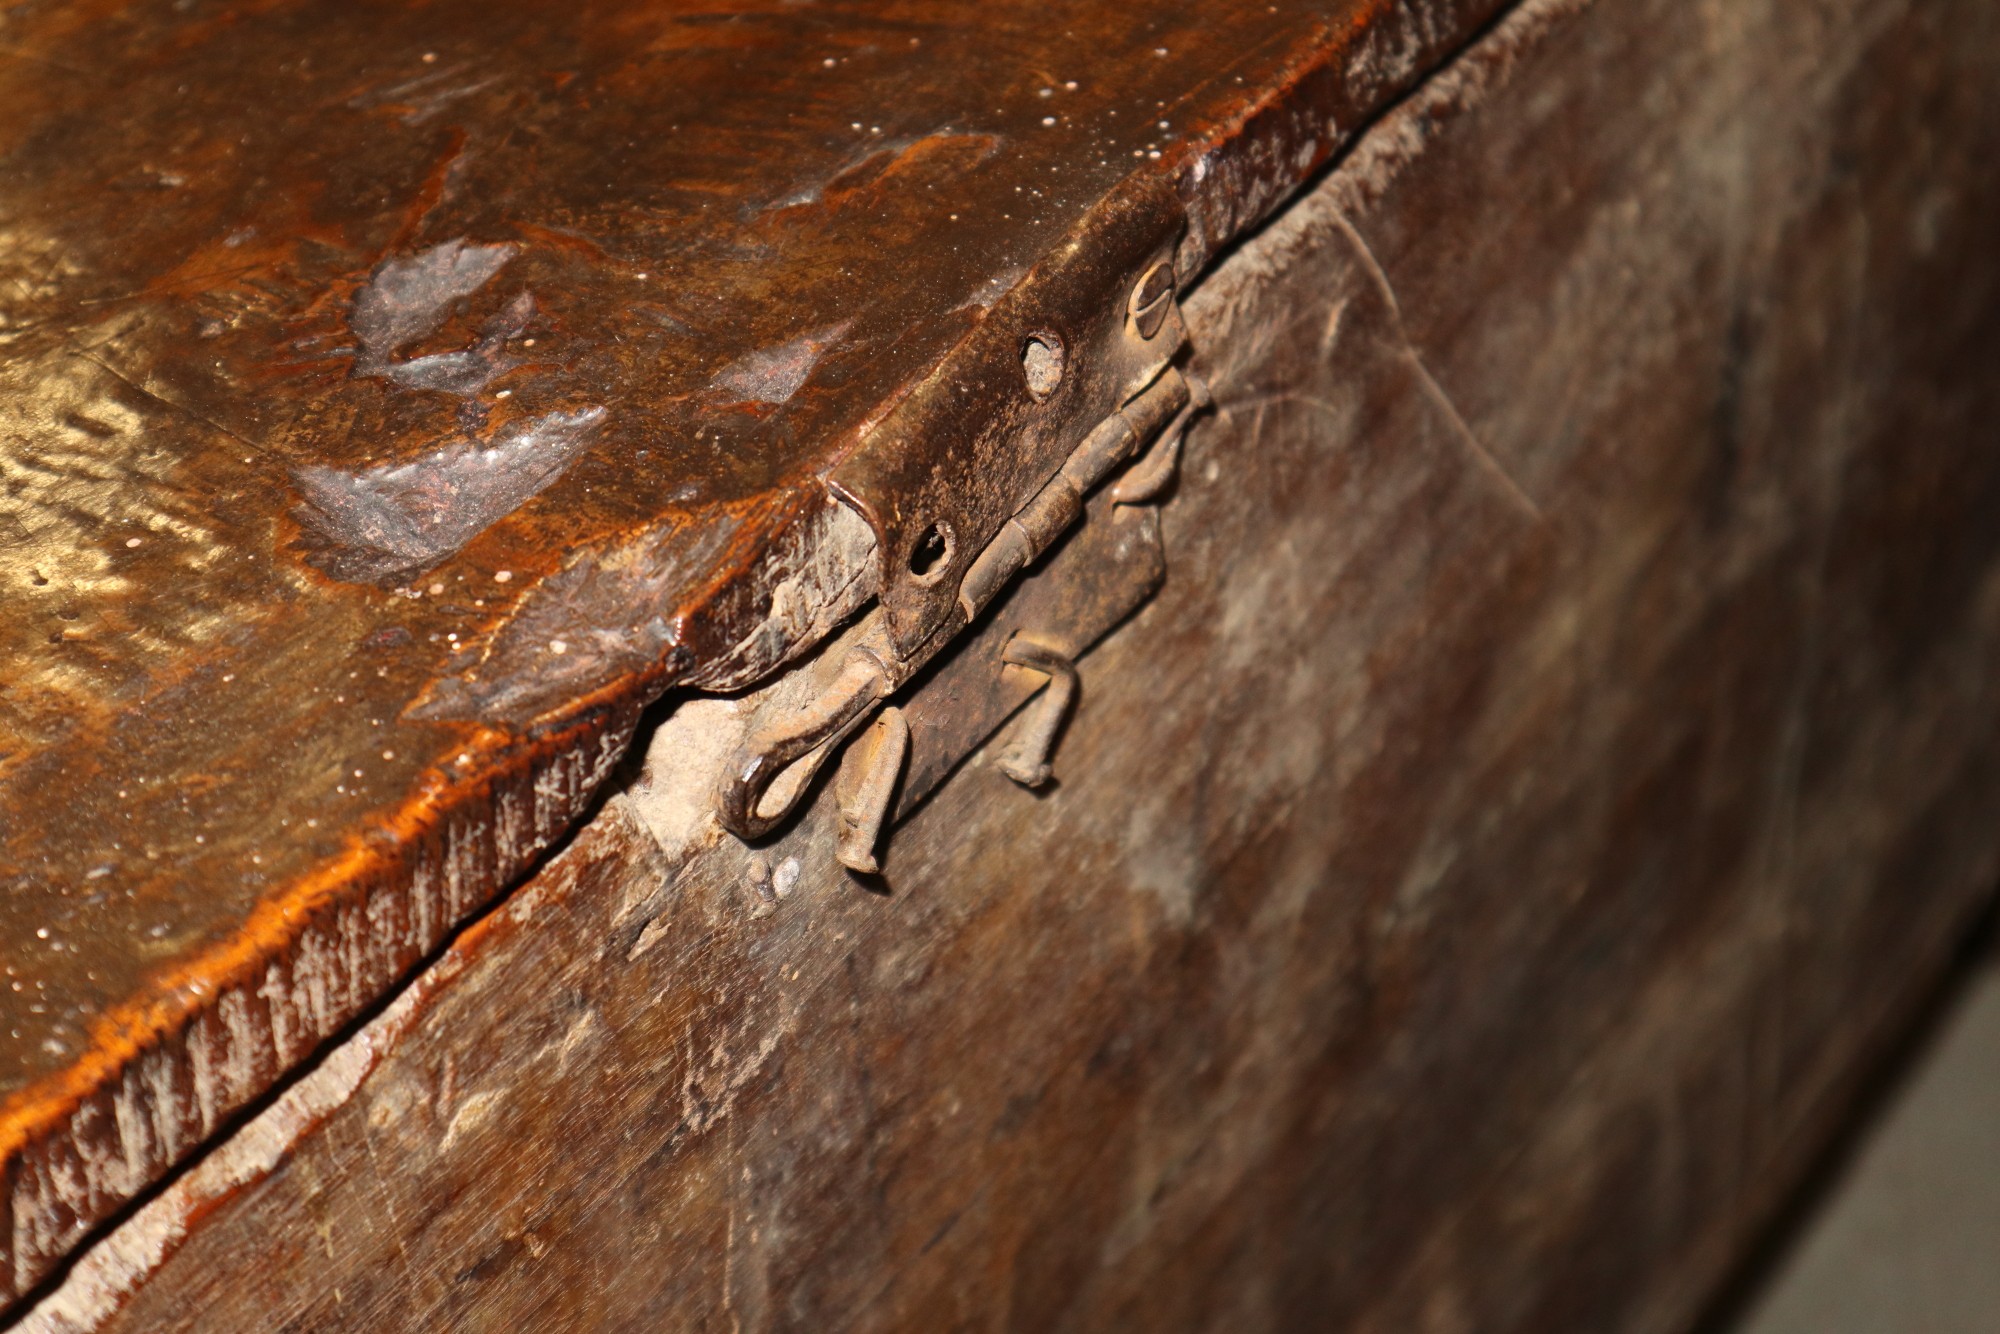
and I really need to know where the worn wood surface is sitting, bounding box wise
[13,0,2000,1325]
[0,0,1522,1294]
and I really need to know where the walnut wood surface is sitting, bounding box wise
[13,0,2000,1325]
[0,0,1520,1294]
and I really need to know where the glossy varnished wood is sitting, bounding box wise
[0,0,1516,1293]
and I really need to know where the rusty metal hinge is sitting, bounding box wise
[715,259,1205,871]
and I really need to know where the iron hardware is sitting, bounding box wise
[834,707,909,874]
[715,264,1203,868]
[993,637,1077,789]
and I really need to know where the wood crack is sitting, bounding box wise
[1330,209,1545,523]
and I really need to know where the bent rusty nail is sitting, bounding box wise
[995,637,1079,789]
[835,706,911,874]
[718,649,889,840]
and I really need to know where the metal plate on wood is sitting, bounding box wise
[893,493,1164,819]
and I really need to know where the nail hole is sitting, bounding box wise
[907,521,953,582]
[1022,332,1065,401]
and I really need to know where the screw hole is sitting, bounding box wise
[1021,332,1065,401]
[908,521,953,582]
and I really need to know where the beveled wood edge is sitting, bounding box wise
[0,0,1512,1302]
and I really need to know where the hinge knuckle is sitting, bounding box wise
[1063,413,1141,491]
[1014,478,1087,555]
[959,520,1033,621]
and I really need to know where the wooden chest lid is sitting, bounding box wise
[0,0,1498,1297]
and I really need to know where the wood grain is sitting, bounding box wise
[15,0,2000,1323]
[0,0,1514,1294]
